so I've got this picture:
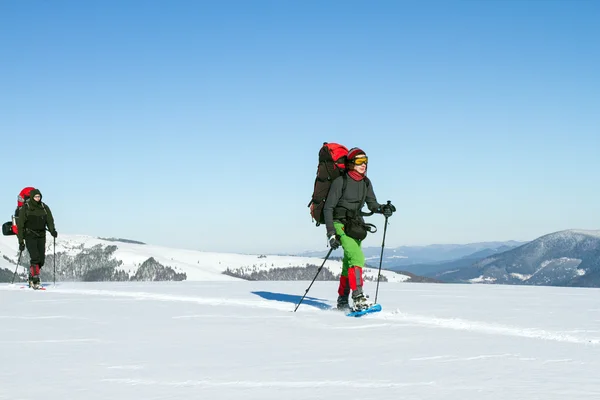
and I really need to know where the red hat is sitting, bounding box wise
[347,147,366,160]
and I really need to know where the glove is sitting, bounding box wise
[51,230,58,238]
[19,242,25,251]
[328,234,341,250]
[380,203,396,218]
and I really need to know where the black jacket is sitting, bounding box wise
[16,189,56,243]
[323,175,381,237]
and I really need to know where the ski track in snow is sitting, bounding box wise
[9,286,295,312]
[172,314,293,319]
[3,285,599,346]
[543,359,574,364]
[437,354,520,363]
[101,378,436,389]
[408,355,578,364]
[410,354,525,363]
[381,309,600,345]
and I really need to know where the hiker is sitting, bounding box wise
[323,147,396,311]
[17,189,57,288]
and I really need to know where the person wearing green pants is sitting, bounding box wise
[323,147,396,311]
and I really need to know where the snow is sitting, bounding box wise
[510,273,533,281]
[577,269,586,276]
[439,269,459,275]
[540,229,600,242]
[1,281,600,399]
[537,257,582,272]
[469,275,497,283]
[0,233,410,283]
[568,229,600,238]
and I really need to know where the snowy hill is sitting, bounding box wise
[0,233,410,284]
[435,230,600,287]
[1,281,599,399]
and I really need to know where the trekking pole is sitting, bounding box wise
[374,201,392,304]
[11,251,23,284]
[294,247,334,312]
[53,236,56,286]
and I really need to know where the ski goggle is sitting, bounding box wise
[352,157,368,165]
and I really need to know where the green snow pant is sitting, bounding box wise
[334,221,365,292]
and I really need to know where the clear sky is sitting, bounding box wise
[1,0,599,254]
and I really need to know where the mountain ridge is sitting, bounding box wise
[295,240,526,269]
[0,233,413,284]
[433,229,600,287]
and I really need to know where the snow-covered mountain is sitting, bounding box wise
[0,234,410,284]
[391,245,520,276]
[297,241,525,269]
[435,230,600,287]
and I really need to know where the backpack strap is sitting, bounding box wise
[24,200,47,214]
[359,177,370,210]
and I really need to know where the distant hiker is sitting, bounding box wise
[16,189,57,288]
[323,147,396,311]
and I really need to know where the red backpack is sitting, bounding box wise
[308,143,348,226]
[2,186,35,236]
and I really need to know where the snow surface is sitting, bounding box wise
[0,234,410,283]
[439,269,459,275]
[510,273,533,281]
[468,275,497,283]
[568,229,600,238]
[2,281,600,399]
[539,257,582,270]
[534,257,583,279]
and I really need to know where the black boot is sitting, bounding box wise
[336,295,350,311]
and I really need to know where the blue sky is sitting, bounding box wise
[1,0,599,254]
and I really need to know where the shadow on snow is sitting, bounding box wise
[251,291,332,310]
